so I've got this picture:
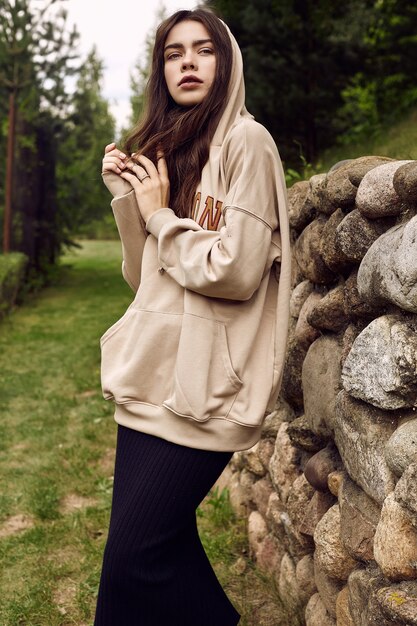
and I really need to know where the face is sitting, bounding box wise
[164,20,216,107]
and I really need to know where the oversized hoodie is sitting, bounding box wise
[100,24,291,452]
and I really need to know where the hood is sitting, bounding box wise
[212,21,253,146]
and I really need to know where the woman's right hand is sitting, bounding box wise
[101,142,133,198]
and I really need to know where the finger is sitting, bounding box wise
[137,154,159,179]
[102,163,122,175]
[125,162,148,179]
[157,154,168,180]
[120,171,140,188]
[103,156,127,169]
[104,143,127,161]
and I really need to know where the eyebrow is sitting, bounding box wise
[164,39,213,52]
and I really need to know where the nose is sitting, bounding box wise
[181,49,197,71]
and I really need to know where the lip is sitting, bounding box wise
[178,75,203,86]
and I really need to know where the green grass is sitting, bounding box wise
[0,241,130,626]
[0,240,294,626]
[317,107,417,172]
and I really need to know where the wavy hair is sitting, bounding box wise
[123,8,233,218]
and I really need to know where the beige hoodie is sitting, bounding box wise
[100,24,291,452]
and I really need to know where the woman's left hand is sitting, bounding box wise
[120,153,170,223]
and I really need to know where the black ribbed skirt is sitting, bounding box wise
[94,425,241,626]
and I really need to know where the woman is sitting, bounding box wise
[97,7,291,626]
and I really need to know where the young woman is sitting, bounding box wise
[97,7,291,626]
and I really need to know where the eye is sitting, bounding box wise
[199,47,214,55]
[166,51,181,61]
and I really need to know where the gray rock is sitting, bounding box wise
[305,592,336,626]
[374,492,417,581]
[256,532,284,575]
[288,180,316,232]
[335,209,396,263]
[225,470,248,517]
[307,284,350,332]
[257,437,275,471]
[314,554,345,617]
[242,441,265,477]
[294,216,338,284]
[300,490,336,537]
[341,323,363,367]
[265,491,289,549]
[287,414,329,452]
[251,476,273,517]
[394,161,417,204]
[262,396,295,438]
[336,586,355,626]
[248,510,268,560]
[281,337,308,411]
[302,335,343,437]
[290,279,315,318]
[357,216,417,313]
[319,208,352,274]
[269,422,301,503]
[324,162,359,209]
[339,475,381,562]
[334,391,398,504]
[287,473,315,532]
[347,565,388,626]
[309,173,327,209]
[356,160,412,218]
[385,419,417,477]
[278,552,302,613]
[314,504,357,581]
[294,291,323,347]
[395,462,417,524]
[343,269,378,320]
[296,555,318,606]
[342,314,417,410]
[374,581,417,625]
[347,156,394,188]
[304,443,342,492]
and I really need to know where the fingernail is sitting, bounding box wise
[119,152,126,159]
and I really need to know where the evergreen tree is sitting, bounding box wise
[124,3,167,135]
[340,0,417,140]
[56,46,116,236]
[206,0,370,167]
[0,0,79,269]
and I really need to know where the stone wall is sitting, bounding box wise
[223,157,417,625]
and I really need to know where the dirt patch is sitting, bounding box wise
[60,494,97,514]
[77,389,97,399]
[11,442,29,452]
[98,447,115,476]
[0,514,34,538]
[53,578,77,616]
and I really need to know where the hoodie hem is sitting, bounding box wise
[113,402,263,452]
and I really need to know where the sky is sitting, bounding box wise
[64,0,197,135]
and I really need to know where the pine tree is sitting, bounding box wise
[0,0,79,267]
[56,46,116,236]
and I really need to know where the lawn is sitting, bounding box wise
[0,240,288,626]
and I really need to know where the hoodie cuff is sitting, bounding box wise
[146,208,178,237]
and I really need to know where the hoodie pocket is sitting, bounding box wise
[163,314,243,421]
[101,309,181,404]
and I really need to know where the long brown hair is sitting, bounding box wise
[123,9,233,218]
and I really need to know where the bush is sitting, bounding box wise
[0,252,28,319]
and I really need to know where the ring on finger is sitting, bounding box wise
[139,174,151,182]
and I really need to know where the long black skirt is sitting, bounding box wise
[94,425,241,626]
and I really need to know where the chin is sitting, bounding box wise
[176,96,205,107]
